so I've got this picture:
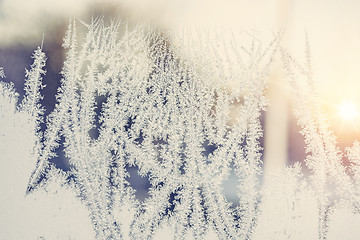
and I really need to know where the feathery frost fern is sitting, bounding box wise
[1,17,360,239]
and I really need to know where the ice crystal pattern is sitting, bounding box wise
[1,18,360,239]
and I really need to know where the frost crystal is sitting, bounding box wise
[0,67,5,78]
[1,17,360,239]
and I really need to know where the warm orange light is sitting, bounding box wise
[337,101,359,121]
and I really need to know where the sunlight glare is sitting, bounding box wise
[338,101,359,121]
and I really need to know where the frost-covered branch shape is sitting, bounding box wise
[281,45,356,239]
[8,16,360,240]
[19,18,279,239]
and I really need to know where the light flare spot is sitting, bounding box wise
[337,101,359,121]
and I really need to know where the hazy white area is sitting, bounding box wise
[1,0,359,102]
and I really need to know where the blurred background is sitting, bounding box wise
[1,0,360,202]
